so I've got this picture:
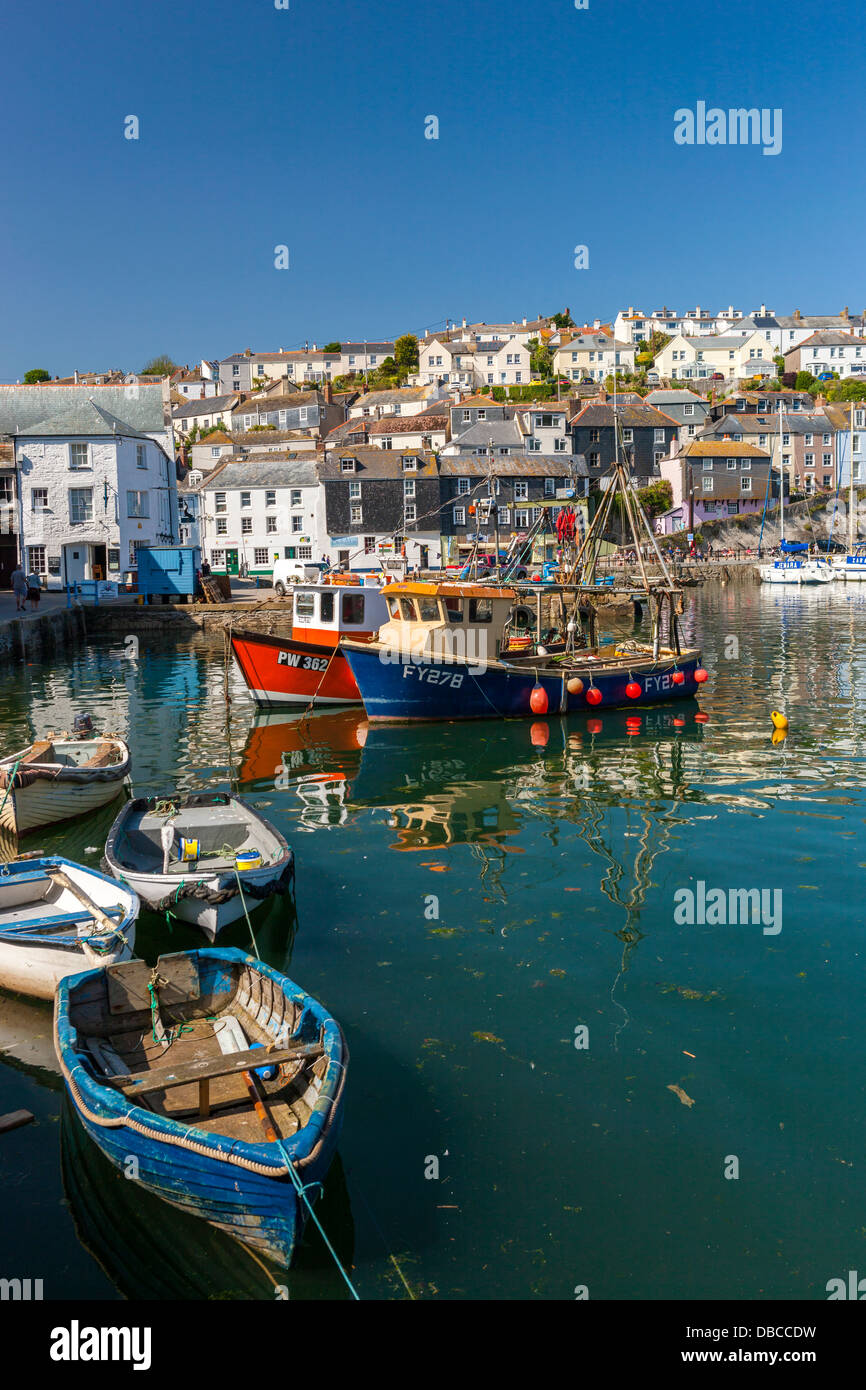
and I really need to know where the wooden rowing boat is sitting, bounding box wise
[0,736,130,835]
[54,948,348,1268]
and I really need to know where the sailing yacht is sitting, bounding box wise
[759,405,833,586]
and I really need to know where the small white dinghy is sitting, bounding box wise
[0,856,138,1001]
[103,793,294,941]
[0,723,130,836]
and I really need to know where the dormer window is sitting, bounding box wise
[402,456,417,471]
[341,458,356,473]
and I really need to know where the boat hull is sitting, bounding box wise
[113,865,285,939]
[231,631,362,707]
[55,948,347,1268]
[759,560,833,585]
[0,776,127,836]
[342,644,704,721]
[0,930,135,1001]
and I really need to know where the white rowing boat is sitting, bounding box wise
[0,856,138,1000]
[0,735,130,835]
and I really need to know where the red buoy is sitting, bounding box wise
[529,683,549,714]
[694,712,709,723]
[625,681,641,699]
[530,721,549,748]
[587,718,603,734]
[586,686,602,705]
[694,668,709,684]
[673,717,686,728]
[671,671,685,686]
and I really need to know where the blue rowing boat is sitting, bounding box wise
[54,947,348,1268]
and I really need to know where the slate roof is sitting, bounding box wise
[319,447,439,480]
[369,414,448,435]
[571,402,680,428]
[0,383,167,437]
[440,455,589,477]
[646,390,708,405]
[446,419,523,449]
[199,458,320,491]
[172,394,239,420]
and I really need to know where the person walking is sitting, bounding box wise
[27,569,41,610]
[11,563,28,612]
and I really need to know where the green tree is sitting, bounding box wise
[395,334,419,371]
[23,368,51,384]
[141,355,178,377]
[551,310,574,329]
[647,330,672,357]
[527,338,552,378]
[795,370,817,391]
[323,342,342,353]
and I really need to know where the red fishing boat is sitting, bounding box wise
[230,576,390,708]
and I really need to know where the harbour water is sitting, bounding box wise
[1,581,865,1300]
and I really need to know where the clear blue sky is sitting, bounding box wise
[2,0,864,380]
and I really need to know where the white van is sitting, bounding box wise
[271,558,324,595]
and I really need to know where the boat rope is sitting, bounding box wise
[271,1128,360,1300]
[234,869,260,960]
[298,643,343,728]
[0,759,21,813]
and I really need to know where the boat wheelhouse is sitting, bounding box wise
[231,575,391,707]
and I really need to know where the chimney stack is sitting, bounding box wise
[842,306,850,321]
[793,309,800,321]
[324,380,333,404]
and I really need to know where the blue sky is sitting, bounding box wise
[1,0,863,380]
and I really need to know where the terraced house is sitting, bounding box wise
[318,447,442,571]
[439,456,588,565]
[657,441,777,534]
[570,401,679,485]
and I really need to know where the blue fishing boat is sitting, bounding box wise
[342,581,705,722]
[54,947,348,1268]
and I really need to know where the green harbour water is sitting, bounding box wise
[1,580,865,1301]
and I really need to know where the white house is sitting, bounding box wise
[653,330,773,382]
[553,334,637,382]
[10,392,179,587]
[171,394,239,445]
[784,332,866,378]
[418,337,532,388]
[198,457,325,577]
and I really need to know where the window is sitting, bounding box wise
[824,453,832,467]
[341,459,356,473]
[350,504,363,525]
[31,487,49,510]
[69,487,93,523]
[622,428,633,443]
[805,453,814,467]
[295,592,315,619]
[130,538,146,567]
[554,438,567,452]
[741,459,750,469]
[290,489,302,507]
[453,506,465,525]
[684,404,694,416]
[515,509,530,528]
[240,491,251,508]
[298,544,312,560]
[67,442,89,471]
[127,490,149,518]
[759,435,767,448]
[457,478,470,495]
[498,507,511,525]
[241,516,252,534]
[349,479,361,499]
[823,433,831,445]
[468,598,493,623]
[215,492,226,513]
[291,515,303,532]
[28,545,46,574]
[403,477,415,497]
[342,593,365,624]
[265,490,277,507]
[266,515,277,533]
[544,478,556,496]
[727,459,737,470]
[477,410,486,421]
[216,518,227,535]
[805,433,813,445]
[589,452,600,468]
[654,429,665,442]
[254,547,269,565]
[741,476,752,492]
[404,503,417,523]
[211,549,225,568]
[702,477,714,492]
[589,428,599,442]
[528,438,541,452]
[363,536,376,555]
[402,456,417,471]
[462,409,471,422]
[703,458,714,470]
[514,481,528,501]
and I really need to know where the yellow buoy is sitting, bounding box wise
[770,710,788,731]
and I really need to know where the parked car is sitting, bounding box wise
[271,558,324,595]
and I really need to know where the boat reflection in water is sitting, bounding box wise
[60,1098,356,1301]
[238,709,369,833]
[0,989,61,1085]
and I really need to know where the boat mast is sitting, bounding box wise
[778,402,785,544]
[849,399,855,552]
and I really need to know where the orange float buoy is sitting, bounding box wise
[671,671,685,685]
[625,681,641,699]
[530,721,549,748]
[694,668,709,684]
[673,717,686,728]
[694,711,709,723]
[586,686,602,705]
[567,677,584,695]
[587,718,603,734]
[529,683,548,714]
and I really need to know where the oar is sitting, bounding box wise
[46,867,117,935]
[241,1068,279,1143]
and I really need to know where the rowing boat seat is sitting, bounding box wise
[81,742,117,769]
[19,740,55,765]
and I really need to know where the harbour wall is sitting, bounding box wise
[0,605,88,660]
